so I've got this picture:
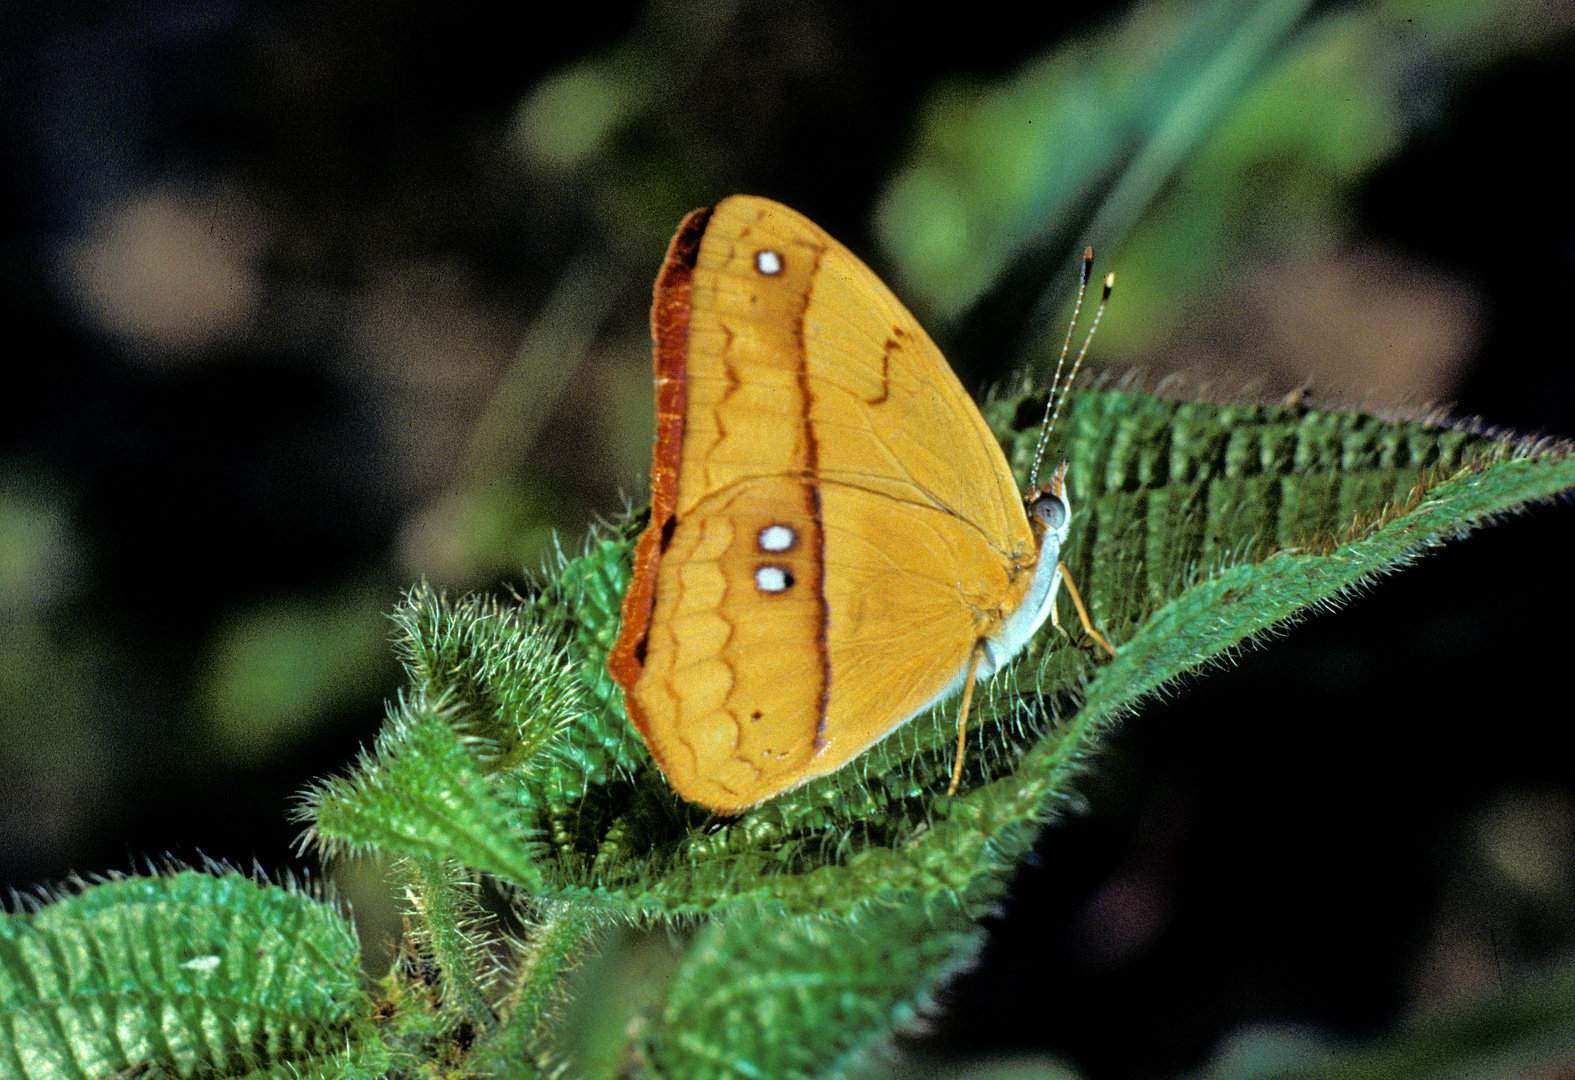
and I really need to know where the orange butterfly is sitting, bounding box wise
[609,196,1112,814]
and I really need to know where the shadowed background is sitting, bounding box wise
[3,1,1574,1077]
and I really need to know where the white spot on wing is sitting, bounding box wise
[755,565,791,593]
[758,524,796,551]
[755,249,783,275]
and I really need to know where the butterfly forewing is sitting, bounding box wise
[611,195,1040,813]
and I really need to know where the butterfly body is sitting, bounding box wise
[608,196,1074,814]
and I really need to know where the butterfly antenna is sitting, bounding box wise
[1029,249,1114,489]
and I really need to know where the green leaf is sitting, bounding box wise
[303,688,553,889]
[306,389,1574,925]
[0,871,385,1080]
[643,896,980,1080]
[879,0,1318,322]
[289,386,1574,1079]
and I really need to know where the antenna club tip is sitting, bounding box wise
[1104,272,1116,288]
[1082,246,1094,261]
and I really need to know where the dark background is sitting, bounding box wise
[3,2,1573,1077]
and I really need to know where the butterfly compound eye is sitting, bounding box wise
[1030,491,1068,532]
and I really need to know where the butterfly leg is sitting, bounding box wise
[948,644,987,796]
[1055,560,1116,656]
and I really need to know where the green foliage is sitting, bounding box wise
[0,871,386,1080]
[203,586,395,767]
[312,387,1575,927]
[642,896,979,1080]
[876,0,1552,360]
[5,389,1574,1080]
[321,388,1572,1080]
[6,0,1573,1074]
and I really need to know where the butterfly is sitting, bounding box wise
[608,195,1112,815]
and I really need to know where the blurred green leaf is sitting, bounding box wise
[202,585,394,766]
